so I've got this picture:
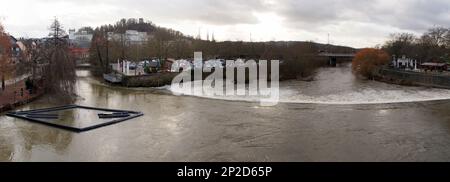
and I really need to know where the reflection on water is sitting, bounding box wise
[38,108,119,128]
[1,69,450,161]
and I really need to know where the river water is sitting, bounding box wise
[2,64,450,162]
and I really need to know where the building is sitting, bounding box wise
[393,55,418,70]
[9,36,22,63]
[68,29,93,62]
[9,36,19,56]
[163,59,175,72]
[107,30,150,45]
[68,29,93,48]
[69,47,90,61]
[420,63,448,72]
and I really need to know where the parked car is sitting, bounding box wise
[139,60,150,67]
[129,62,137,70]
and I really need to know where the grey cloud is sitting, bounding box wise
[36,0,450,31]
[35,0,267,25]
[3,0,449,47]
[364,0,450,32]
[96,0,269,25]
[273,0,449,32]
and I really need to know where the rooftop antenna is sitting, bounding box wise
[328,33,330,44]
[196,27,201,40]
[207,30,210,41]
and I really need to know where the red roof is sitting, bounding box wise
[69,47,89,54]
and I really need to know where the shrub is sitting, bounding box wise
[352,48,390,79]
[144,66,151,74]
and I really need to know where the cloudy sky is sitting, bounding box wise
[0,0,449,48]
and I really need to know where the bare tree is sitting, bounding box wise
[422,27,448,47]
[0,22,12,91]
[90,28,112,75]
[383,27,450,63]
[42,18,76,103]
[383,33,417,58]
[445,30,450,49]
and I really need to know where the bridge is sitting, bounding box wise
[318,52,355,67]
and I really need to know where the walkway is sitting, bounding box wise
[0,79,44,112]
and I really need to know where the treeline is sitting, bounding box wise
[383,27,450,62]
[89,18,187,74]
[89,18,355,79]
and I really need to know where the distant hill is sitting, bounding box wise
[89,18,356,61]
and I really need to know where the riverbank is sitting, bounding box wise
[105,68,316,88]
[121,72,179,87]
[376,68,450,89]
[0,79,45,113]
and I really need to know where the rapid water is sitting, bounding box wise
[169,64,450,105]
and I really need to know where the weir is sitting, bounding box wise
[169,65,450,105]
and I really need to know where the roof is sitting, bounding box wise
[69,47,89,52]
[16,41,26,51]
[9,36,17,45]
[421,63,447,67]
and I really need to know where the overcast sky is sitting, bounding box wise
[0,0,449,48]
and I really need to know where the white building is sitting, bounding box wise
[68,29,93,48]
[108,30,151,45]
[393,55,418,71]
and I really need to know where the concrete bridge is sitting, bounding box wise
[318,52,355,67]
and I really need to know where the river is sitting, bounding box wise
[1,64,450,161]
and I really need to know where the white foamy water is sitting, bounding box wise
[277,87,450,105]
[167,65,450,105]
[168,82,450,105]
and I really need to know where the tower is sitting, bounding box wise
[69,29,76,40]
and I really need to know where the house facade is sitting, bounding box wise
[9,36,22,63]
[393,55,418,70]
[68,29,93,48]
[107,30,151,45]
[68,29,93,62]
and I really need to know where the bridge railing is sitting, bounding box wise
[318,53,356,57]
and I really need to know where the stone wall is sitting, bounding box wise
[122,73,179,87]
[378,68,450,89]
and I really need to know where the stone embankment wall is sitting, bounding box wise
[122,73,179,87]
[378,68,450,89]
